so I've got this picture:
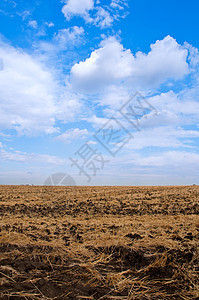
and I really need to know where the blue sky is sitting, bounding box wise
[0,0,199,185]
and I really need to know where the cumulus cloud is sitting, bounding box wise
[71,37,133,91]
[55,128,88,143]
[71,36,189,92]
[0,40,57,135]
[133,36,189,85]
[0,40,82,136]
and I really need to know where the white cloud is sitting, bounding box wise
[126,126,199,150]
[62,0,94,20]
[61,0,128,28]
[132,36,189,86]
[0,57,4,70]
[0,147,66,164]
[110,0,128,10]
[93,7,113,28]
[86,115,110,128]
[55,128,88,143]
[18,10,31,20]
[147,91,199,126]
[109,0,129,20]
[71,37,133,92]
[28,20,38,29]
[135,151,199,167]
[37,26,85,55]
[55,88,83,124]
[97,85,131,109]
[87,140,97,145]
[184,42,199,67]
[85,87,199,157]
[54,26,84,47]
[46,21,54,28]
[90,148,199,185]
[0,41,57,135]
[71,36,189,93]
[0,40,82,136]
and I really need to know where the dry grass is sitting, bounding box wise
[0,185,199,299]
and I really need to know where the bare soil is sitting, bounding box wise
[0,185,199,299]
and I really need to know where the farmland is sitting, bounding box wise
[0,185,199,299]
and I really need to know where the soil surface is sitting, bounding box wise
[0,185,198,299]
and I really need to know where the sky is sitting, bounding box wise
[0,0,199,186]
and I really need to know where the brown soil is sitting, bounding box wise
[0,185,199,299]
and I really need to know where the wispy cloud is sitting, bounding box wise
[0,146,66,164]
[55,128,89,143]
[28,20,38,28]
[61,0,129,28]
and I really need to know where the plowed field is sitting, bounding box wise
[0,185,199,299]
